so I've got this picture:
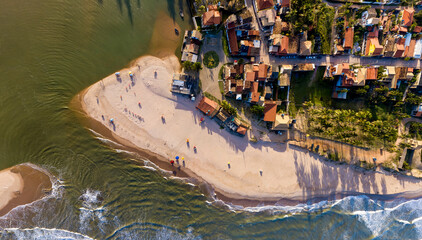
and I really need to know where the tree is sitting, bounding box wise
[356,88,367,95]
[221,100,237,116]
[183,61,193,71]
[193,62,202,71]
[250,105,265,116]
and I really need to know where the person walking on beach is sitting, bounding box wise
[170,160,174,166]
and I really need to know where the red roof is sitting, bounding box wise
[246,71,257,81]
[281,0,290,7]
[258,64,268,80]
[414,26,422,33]
[202,8,221,26]
[344,27,354,49]
[394,44,405,58]
[251,82,259,103]
[227,29,239,55]
[263,101,277,122]
[197,97,219,116]
[278,36,289,55]
[366,67,378,80]
[257,0,274,11]
[407,39,416,58]
[236,126,247,135]
[403,8,415,27]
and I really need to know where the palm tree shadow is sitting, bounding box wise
[116,0,134,25]
[167,0,176,22]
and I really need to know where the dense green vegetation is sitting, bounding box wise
[203,51,219,69]
[409,122,422,140]
[288,0,334,54]
[289,67,333,116]
[221,100,237,116]
[182,61,202,71]
[306,107,398,149]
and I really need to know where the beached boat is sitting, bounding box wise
[179,10,184,19]
[175,28,179,35]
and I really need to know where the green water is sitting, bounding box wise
[0,0,420,239]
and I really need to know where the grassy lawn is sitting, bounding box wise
[203,51,219,69]
[218,81,224,95]
[290,67,333,108]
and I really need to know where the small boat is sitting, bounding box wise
[175,28,179,35]
[180,9,184,19]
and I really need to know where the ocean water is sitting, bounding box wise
[0,0,422,239]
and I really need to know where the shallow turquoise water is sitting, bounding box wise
[0,0,422,239]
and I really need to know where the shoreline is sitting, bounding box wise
[74,54,422,207]
[0,163,53,217]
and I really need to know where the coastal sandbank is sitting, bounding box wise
[79,54,422,203]
[0,164,52,217]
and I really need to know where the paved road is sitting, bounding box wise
[322,0,403,10]
[267,55,421,68]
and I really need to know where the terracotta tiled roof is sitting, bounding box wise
[414,26,422,33]
[203,7,221,26]
[344,27,354,49]
[278,36,289,55]
[227,28,239,54]
[403,8,415,27]
[236,126,247,135]
[407,39,416,58]
[263,101,277,122]
[258,64,268,80]
[197,97,219,116]
[257,0,274,11]
[251,82,259,103]
[246,71,257,81]
[366,67,378,80]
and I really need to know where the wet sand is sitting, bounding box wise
[75,54,422,206]
[0,164,52,217]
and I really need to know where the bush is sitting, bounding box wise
[203,51,220,69]
[250,105,265,117]
[221,100,237,116]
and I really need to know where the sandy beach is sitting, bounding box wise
[0,164,52,217]
[79,54,422,203]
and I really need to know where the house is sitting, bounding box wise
[411,103,422,118]
[355,68,367,86]
[196,97,220,117]
[366,38,383,56]
[257,0,274,11]
[171,73,197,95]
[383,37,396,57]
[264,85,273,99]
[269,34,289,56]
[250,81,260,103]
[407,39,417,58]
[299,33,312,56]
[258,9,276,28]
[384,66,397,89]
[343,27,354,51]
[278,65,292,87]
[366,67,378,81]
[415,39,422,59]
[227,28,239,55]
[263,101,277,122]
[394,38,405,58]
[202,5,221,27]
[258,63,271,81]
[181,52,198,62]
[361,8,377,26]
[402,8,415,27]
[272,114,290,130]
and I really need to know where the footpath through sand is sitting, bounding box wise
[80,54,422,203]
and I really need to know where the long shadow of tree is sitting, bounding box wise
[167,0,176,22]
[115,0,134,25]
